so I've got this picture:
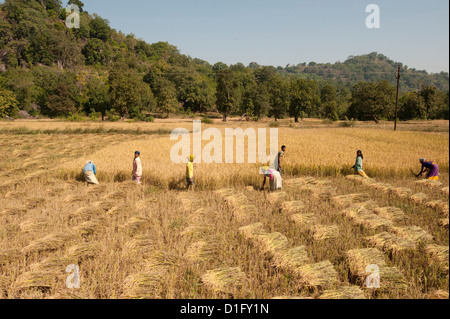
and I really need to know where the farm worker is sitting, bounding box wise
[274,145,286,175]
[186,155,195,191]
[132,151,143,185]
[416,158,439,181]
[83,160,99,185]
[260,166,282,192]
[352,150,370,178]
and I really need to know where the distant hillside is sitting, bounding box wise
[266,52,448,92]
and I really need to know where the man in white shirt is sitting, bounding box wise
[274,145,286,175]
[133,151,143,185]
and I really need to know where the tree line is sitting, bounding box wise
[0,0,449,121]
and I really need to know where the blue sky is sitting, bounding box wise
[64,1,447,73]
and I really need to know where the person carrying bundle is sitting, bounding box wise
[83,160,99,185]
[352,150,370,179]
[260,166,282,192]
[416,158,439,181]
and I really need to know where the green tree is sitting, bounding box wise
[215,68,241,121]
[268,76,289,121]
[398,92,426,121]
[88,15,110,41]
[82,38,112,65]
[289,78,320,122]
[348,81,396,123]
[68,0,84,12]
[0,87,19,117]
[419,85,439,119]
[152,77,179,117]
[109,64,154,118]
[85,78,110,121]
[320,84,338,119]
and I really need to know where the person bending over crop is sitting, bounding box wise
[416,158,439,181]
[83,160,99,185]
[260,166,282,192]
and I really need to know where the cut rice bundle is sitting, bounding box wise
[63,194,85,204]
[21,232,77,254]
[225,194,248,207]
[425,245,449,270]
[273,296,313,299]
[93,200,117,212]
[439,218,449,228]
[146,251,181,270]
[414,179,442,188]
[331,194,371,208]
[366,232,416,253]
[120,216,151,233]
[66,243,102,261]
[14,271,60,292]
[85,185,107,195]
[70,206,104,220]
[342,206,393,230]
[29,257,72,273]
[281,201,305,214]
[201,267,247,295]
[214,189,236,198]
[253,232,290,256]
[390,187,413,199]
[0,207,27,217]
[122,273,165,299]
[233,205,258,221]
[272,246,309,270]
[426,200,449,215]
[122,236,155,258]
[75,218,108,236]
[373,207,407,223]
[19,218,50,233]
[319,286,366,299]
[377,267,408,291]
[289,213,318,228]
[184,241,220,263]
[238,223,266,241]
[410,193,428,205]
[189,207,217,224]
[368,183,393,193]
[101,190,127,201]
[391,226,434,244]
[266,191,288,205]
[180,225,210,239]
[441,187,449,197]
[294,261,339,289]
[310,225,340,240]
[347,248,387,277]
[284,178,312,187]
[428,290,449,299]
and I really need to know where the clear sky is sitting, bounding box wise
[69,1,447,73]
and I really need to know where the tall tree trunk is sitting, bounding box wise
[223,113,227,122]
[295,117,299,123]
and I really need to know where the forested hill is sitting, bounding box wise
[0,0,448,121]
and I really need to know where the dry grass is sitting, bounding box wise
[281,201,305,214]
[415,180,443,188]
[425,245,449,271]
[319,286,366,299]
[410,193,428,205]
[201,267,248,295]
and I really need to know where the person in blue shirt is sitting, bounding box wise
[83,160,99,185]
[352,150,370,178]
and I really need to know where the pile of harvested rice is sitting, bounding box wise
[410,193,428,205]
[253,232,290,255]
[441,187,450,197]
[63,194,85,204]
[266,191,288,205]
[21,232,76,254]
[29,257,72,273]
[214,189,236,198]
[366,232,416,253]
[122,236,155,258]
[331,194,371,208]
[19,218,49,233]
[439,218,449,228]
[66,243,102,260]
[391,227,434,244]
[281,201,305,214]
[289,213,318,228]
[225,194,248,207]
[14,271,59,292]
[319,286,366,299]
[426,200,449,215]
[347,248,387,277]
[428,290,450,299]
[272,246,309,270]
[310,225,340,241]
[238,223,266,240]
[122,273,164,299]
[390,187,413,199]
[180,225,210,239]
[294,261,339,289]
[201,267,247,295]
[373,207,407,223]
[70,206,104,220]
[25,198,46,210]
[75,218,108,236]
[93,200,117,212]
[120,216,151,233]
[415,179,442,188]
[146,251,180,269]
[101,190,127,201]
[85,185,107,195]
[184,241,220,263]
[233,205,258,221]
[378,267,408,291]
[425,245,449,270]
[368,183,393,193]
[342,206,393,230]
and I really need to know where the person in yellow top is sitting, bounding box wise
[186,155,195,191]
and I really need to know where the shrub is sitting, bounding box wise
[201,116,212,124]
[270,121,280,128]
[339,117,357,128]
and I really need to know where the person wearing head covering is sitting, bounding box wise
[352,150,370,179]
[83,160,99,185]
[260,166,282,192]
[186,155,195,191]
[416,158,439,181]
[132,151,143,185]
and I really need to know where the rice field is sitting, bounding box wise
[0,119,448,299]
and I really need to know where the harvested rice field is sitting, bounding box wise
[0,120,448,299]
